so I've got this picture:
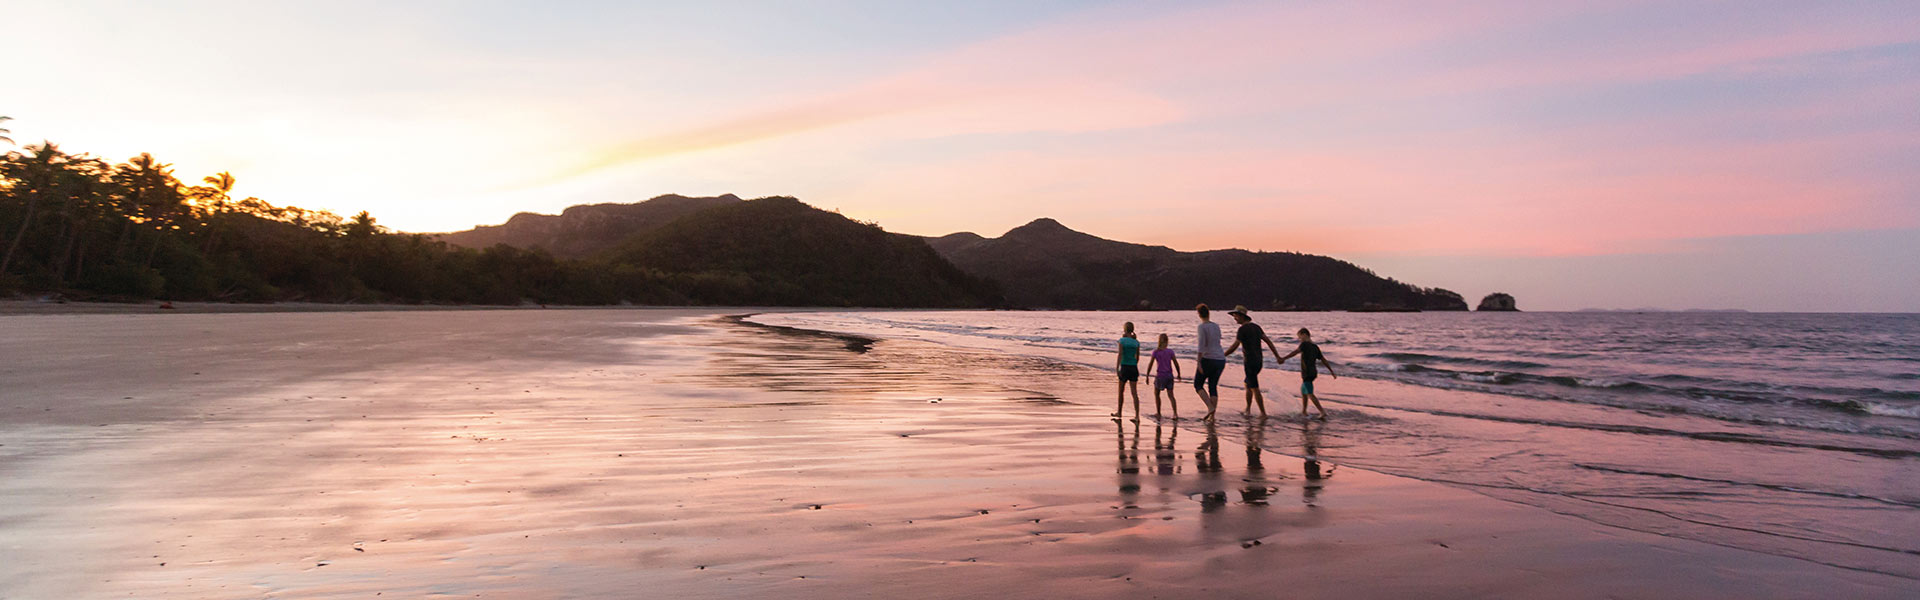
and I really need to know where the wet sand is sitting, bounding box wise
[0,299,535,316]
[2,309,1913,598]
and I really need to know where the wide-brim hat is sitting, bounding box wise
[1228,305,1251,318]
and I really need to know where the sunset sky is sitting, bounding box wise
[6,1,1917,311]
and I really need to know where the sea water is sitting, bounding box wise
[748,310,1920,579]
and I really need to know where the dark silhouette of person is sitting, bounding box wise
[1222,305,1285,417]
[1279,327,1338,420]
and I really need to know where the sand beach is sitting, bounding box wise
[1,308,1913,598]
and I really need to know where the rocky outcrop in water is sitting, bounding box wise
[1477,293,1519,311]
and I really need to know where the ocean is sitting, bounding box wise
[747,310,1920,579]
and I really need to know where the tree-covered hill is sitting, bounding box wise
[3,137,1458,311]
[436,194,740,258]
[609,197,1001,307]
[0,142,997,307]
[926,218,1467,311]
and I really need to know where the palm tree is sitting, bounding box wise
[0,116,12,146]
[1,142,66,274]
[194,172,236,253]
[202,172,235,208]
[111,153,184,266]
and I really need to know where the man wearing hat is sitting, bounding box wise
[1221,305,1283,417]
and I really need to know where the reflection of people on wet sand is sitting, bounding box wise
[1279,327,1338,420]
[1195,420,1226,510]
[1241,417,1273,505]
[1223,305,1284,417]
[1301,421,1335,506]
[1244,417,1267,473]
[1146,333,1183,418]
[1113,322,1142,422]
[1153,423,1179,475]
[1196,419,1223,474]
[1117,420,1141,494]
[1192,304,1226,422]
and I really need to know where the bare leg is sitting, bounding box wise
[1113,379,1124,418]
[1252,386,1267,417]
[1199,371,1217,421]
[1129,381,1142,423]
[1169,387,1179,417]
[1154,387,1164,417]
[1306,392,1328,420]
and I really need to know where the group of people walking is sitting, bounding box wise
[1113,304,1336,422]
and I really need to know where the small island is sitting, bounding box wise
[1477,292,1520,311]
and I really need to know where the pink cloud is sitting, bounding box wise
[1403,12,1920,96]
[550,0,1603,180]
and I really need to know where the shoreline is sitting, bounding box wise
[743,310,1920,580]
[2,309,1913,597]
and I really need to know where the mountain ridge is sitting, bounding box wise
[434,196,1471,311]
[435,194,741,258]
[924,217,1468,311]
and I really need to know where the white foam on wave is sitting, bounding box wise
[1575,377,1632,389]
[1459,372,1515,384]
[1862,402,1920,419]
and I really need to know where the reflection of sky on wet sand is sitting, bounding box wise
[3,311,1912,598]
[11,312,1359,596]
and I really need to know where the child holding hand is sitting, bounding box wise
[1146,333,1183,418]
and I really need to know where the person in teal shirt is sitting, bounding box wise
[1114,322,1142,422]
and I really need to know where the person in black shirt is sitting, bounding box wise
[1222,305,1283,417]
[1280,327,1338,420]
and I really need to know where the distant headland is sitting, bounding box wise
[437,195,1477,311]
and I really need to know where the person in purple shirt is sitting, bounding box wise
[1145,333,1184,418]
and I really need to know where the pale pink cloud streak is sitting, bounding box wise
[554,0,1605,177]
